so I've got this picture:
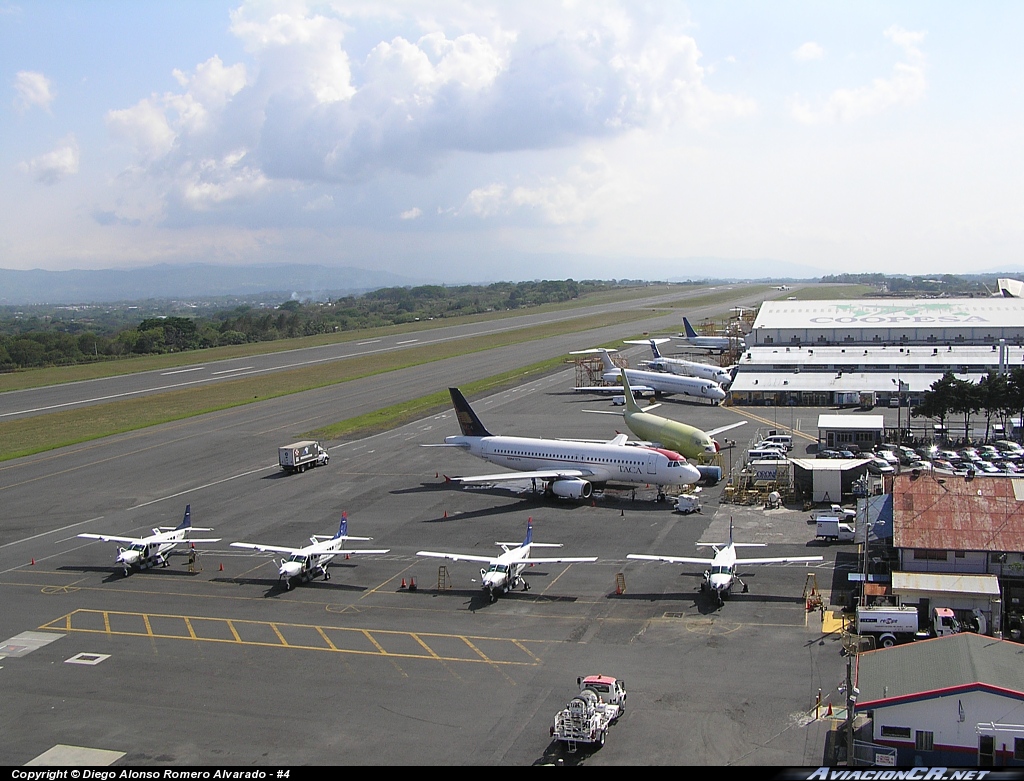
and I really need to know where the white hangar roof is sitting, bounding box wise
[752,299,1024,330]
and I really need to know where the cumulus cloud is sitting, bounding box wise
[400,207,422,220]
[789,26,926,124]
[460,154,612,225]
[13,70,54,112]
[104,0,753,210]
[793,42,824,62]
[18,135,79,184]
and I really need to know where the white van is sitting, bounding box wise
[747,448,788,462]
[760,434,793,451]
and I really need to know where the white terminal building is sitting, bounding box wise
[729,298,1024,407]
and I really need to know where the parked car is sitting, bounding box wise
[866,457,895,475]
[908,461,933,471]
[995,440,1024,455]
[932,459,955,472]
[977,461,1000,474]
[817,449,841,459]
[875,451,900,466]
[959,449,983,463]
[937,450,961,463]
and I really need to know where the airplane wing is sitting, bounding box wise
[77,533,139,544]
[331,548,390,555]
[230,542,300,555]
[416,551,495,565]
[521,556,598,564]
[735,555,824,566]
[448,469,589,484]
[626,554,714,566]
[183,538,221,543]
[706,421,747,438]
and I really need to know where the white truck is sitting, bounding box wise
[550,675,626,751]
[815,517,856,542]
[278,441,329,474]
[674,491,701,514]
[854,605,986,648]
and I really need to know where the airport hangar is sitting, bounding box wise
[727,298,1024,407]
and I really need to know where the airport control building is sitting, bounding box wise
[729,298,1024,407]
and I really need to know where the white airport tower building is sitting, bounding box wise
[729,298,1024,407]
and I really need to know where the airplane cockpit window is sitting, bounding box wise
[130,543,147,552]
[289,554,306,563]
[711,565,729,576]
[487,563,509,574]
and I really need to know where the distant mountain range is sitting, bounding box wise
[0,264,419,305]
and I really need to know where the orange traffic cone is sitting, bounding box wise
[345,553,350,560]
[30,558,35,566]
[827,702,833,717]
[400,578,407,589]
[219,562,224,572]
[443,510,447,518]
[409,577,417,591]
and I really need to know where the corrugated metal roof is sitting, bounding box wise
[857,633,1024,707]
[891,571,1001,597]
[893,472,1024,552]
[753,299,1024,330]
[730,371,990,394]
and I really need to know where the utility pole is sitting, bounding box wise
[844,653,859,765]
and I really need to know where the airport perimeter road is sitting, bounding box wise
[0,284,776,422]
[0,364,845,766]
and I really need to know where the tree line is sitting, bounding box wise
[912,369,1024,442]
[0,279,627,370]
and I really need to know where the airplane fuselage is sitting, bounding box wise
[603,367,727,402]
[622,409,718,462]
[649,358,732,387]
[445,433,701,487]
[116,532,189,572]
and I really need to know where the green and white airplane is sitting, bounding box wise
[584,370,746,464]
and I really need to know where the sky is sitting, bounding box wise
[2,1,1024,283]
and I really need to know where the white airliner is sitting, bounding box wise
[775,285,791,291]
[417,518,597,602]
[78,504,220,577]
[627,521,822,606]
[624,338,734,388]
[675,317,741,353]
[230,513,389,590]
[431,388,701,500]
[574,349,727,404]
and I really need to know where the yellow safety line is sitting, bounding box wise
[315,626,337,651]
[38,609,543,666]
[511,639,543,664]
[409,633,441,659]
[360,629,388,655]
[459,636,492,663]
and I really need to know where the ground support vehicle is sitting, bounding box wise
[550,675,626,751]
[278,441,329,473]
[816,517,856,542]
[854,605,987,648]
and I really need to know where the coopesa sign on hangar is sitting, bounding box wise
[749,300,1024,346]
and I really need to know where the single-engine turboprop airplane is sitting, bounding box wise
[230,513,389,590]
[624,338,735,388]
[627,520,822,606]
[78,504,220,577]
[416,518,597,602]
[430,388,701,500]
[584,371,746,463]
[675,317,742,353]
[574,349,727,404]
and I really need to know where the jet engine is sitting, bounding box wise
[551,479,593,499]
